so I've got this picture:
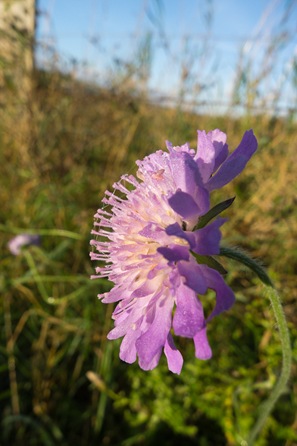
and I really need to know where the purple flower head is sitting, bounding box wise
[90,129,257,374]
[8,233,41,256]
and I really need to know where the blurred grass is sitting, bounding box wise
[1,49,297,446]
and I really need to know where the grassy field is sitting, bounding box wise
[0,68,296,446]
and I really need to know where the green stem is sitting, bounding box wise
[247,286,292,444]
[219,246,273,287]
[219,246,292,445]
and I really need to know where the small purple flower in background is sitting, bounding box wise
[8,233,41,256]
[90,129,257,374]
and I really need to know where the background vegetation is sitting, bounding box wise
[0,2,297,445]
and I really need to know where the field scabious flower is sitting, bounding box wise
[8,233,41,256]
[90,129,257,374]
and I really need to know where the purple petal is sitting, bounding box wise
[164,333,183,374]
[168,190,201,220]
[192,184,210,217]
[192,217,226,255]
[136,298,174,370]
[107,303,142,340]
[147,264,164,279]
[195,130,216,182]
[169,151,203,192]
[177,260,207,293]
[213,145,229,173]
[201,265,235,320]
[119,329,139,363]
[195,129,229,181]
[165,223,195,248]
[206,130,258,191]
[173,283,205,338]
[101,287,125,303]
[132,282,155,298]
[166,140,194,155]
[139,223,169,244]
[165,140,173,151]
[166,150,210,222]
[193,326,212,360]
[157,244,190,262]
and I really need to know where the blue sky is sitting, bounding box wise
[36,0,297,113]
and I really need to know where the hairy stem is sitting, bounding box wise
[219,246,273,287]
[247,285,292,444]
[219,246,292,445]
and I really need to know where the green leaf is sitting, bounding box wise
[194,197,235,230]
[191,251,227,275]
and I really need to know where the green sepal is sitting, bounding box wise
[191,251,227,275]
[194,197,235,230]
